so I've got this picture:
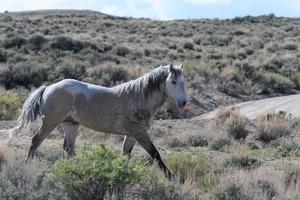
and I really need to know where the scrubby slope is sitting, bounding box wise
[0,10,300,119]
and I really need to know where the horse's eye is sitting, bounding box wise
[172,81,176,85]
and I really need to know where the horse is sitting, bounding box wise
[15,64,187,179]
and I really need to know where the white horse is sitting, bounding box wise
[16,64,187,179]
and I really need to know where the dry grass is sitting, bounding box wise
[256,113,292,143]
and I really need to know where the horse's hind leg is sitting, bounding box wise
[61,122,79,156]
[25,118,58,163]
[122,136,136,156]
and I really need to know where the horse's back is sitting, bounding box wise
[40,79,120,130]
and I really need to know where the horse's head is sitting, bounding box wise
[164,64,187,109]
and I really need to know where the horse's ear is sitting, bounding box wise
[179,64,183,70]
[168,63,174,72]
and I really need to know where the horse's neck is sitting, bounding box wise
[143,90,166,114]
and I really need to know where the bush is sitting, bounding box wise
[88,66,129,87]
[53,143,154,200]
[284,166,300,192]
[257,72,295,94]
[216,178,277,200]
[49,36,84,53]
[167,153,210,185]
[28,34,47,50]
[115,46,130,57]
[224,155,261,169]
[225,111,249,140]
[0,159,65,200]
[186,134,208,147]
[183,41,194,50]
[167,137,186,148]
[3,36,27,48]
[0,49,7,62]
[0,89,26,120]
[167,135,208,148]
[216,181,249,200]
[210,138,231,151]
[282,43,297,51]
[203,35,232,46]
[276,140,300,157]
[55,62,86,81]
[0,62,50,89]
[256,113,292,143]
[256,180,277,200]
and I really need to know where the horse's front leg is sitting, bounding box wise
[134,132,174,180]
[122,136,136,156]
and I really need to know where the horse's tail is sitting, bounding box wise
[16,85,47,130]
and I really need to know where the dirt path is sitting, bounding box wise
[199,94,300,120]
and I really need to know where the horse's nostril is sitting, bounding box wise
[183,101,186,106]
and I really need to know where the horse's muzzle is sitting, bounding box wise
[177,100,187,109]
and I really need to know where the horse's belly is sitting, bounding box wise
[75,106,126,134]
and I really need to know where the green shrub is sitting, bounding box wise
[0,62,50,89]
[114,46,130,57]
[183,41,194,50]
[257,72,295,94]
[49,36,84,53]
[276,140,300,157]
[28,34,47,50]
[0,159,65,200]
[210,138,231,151]
[167,137,186,148]
[53,143,152,199]
[256,113,292,143]
[0,49,7,62]
[282,43,297,51]
[284,166,300,191]
[203,35,232,46]
[3,36,27,48]
[167,153,209,185]
[225,111,249,140]
[255,179,277,200]
[216,181,250,200]
[224,155,261,169]
[55,62,86,81]
[186,134,208,147]
[0,89,25,120]
[87,66,129,87]
[216,179,277,200]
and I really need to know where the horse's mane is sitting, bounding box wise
[112,66,170,99]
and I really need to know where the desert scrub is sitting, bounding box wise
[167,133,208,148]
[210,138,231,152]
[3,35,27,48]
[215,106,238,124]
[283,166,300,192]
[276,139,300,157]
[0,62,50,89]
[257,72,295,94]
[0,89,26,120]
[28,34,47,50]
[53,143,156,200]
[167,153,210,185]
[216,181,250,200]
[224,155,261,169]
[86,65,130,87]
[256,113,292,143]
[0,158,66,200]
[114,45,130,57]
[216,179,277,200]
[224,110,249,140]
[49,36,84,53]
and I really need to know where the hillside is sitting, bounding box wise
[1,10,300,200]
[0,10,300,119]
